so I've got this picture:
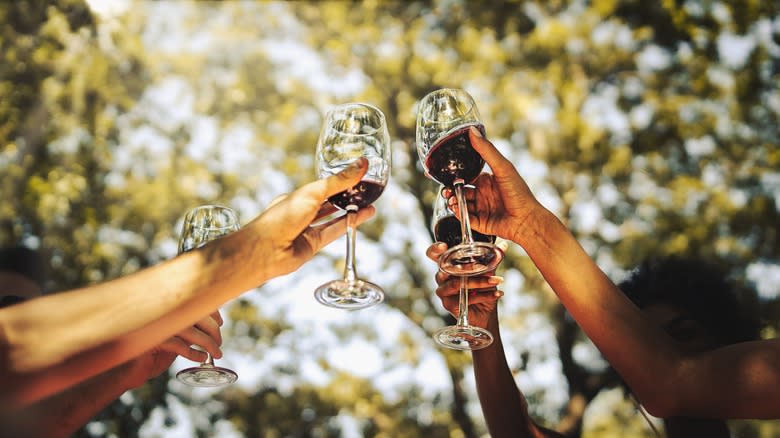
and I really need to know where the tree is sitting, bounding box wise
[2,1,779,437]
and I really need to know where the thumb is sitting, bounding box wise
[468,126,514,177]
[253,158,369,239]
[323,157,369,199]
[288,157,369,208]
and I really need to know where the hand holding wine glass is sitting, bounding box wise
[122,311,224,389]
[176,205,239,387]
[313,102,391,310]
[429,190,502,350]
[427,244,503,332]
[441,126,545,247]
[243,159,376,282]
[416,88,504,276]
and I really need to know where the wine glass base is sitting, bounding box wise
[314,279,384,310]
[176,364,238,387]
[438,241,504,276]
[433,325,494,351]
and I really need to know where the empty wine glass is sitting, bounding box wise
[176,205,239,387]
[431,189,494,350]
[416,88,504,276]
[314,103,391,310]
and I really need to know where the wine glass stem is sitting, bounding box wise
[204,353,215,366]
[456,276,470,327]
[342,206,359,283]
[453,180,476,245]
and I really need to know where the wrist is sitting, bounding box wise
[205,225,273,294]
[473,312,501,357]
[509,203,558,248]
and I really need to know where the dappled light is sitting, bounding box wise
[2,0,779,436]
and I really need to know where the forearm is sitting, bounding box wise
[473,313,562,438]
[513,209,685,411]
[24,361,137,438]
[0,227,269,403]
[517,209,780,418]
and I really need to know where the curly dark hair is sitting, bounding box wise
[618,256,762,346]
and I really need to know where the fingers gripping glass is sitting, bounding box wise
[314,103,391,310]
[416,88,503,276]
[431,191,494,350]
[176,205,238,387]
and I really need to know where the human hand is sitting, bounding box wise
[123,311,224,389]
[426,242,504,329]
[443,127,545,245]
[241,158,376,280]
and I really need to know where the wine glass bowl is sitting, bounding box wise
[176,205,239,387]
[431,192,495,248]
[416,88,503,276]
[314,103,390,310]
[179,206,240,253]
[416,89,484,189]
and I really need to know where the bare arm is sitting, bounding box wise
[0,159,375,405]
[0,373,131,437]
[519,211,780,418]
[26,365,139,438]
[23,337,194,436]
[457,126,780,419]
[428,243,564,437]
[473,314,565,438]
[18,312,223,437]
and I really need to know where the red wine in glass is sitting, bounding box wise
[416,88,503,277]
[424,124,486,187]
[314,102,390,310]
[424,123,499,274]
[434,215,495,248]
[328,180,386,210]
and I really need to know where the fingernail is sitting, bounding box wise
[488,276,504,285]
[470,126,483,138]
[494,290,504,297]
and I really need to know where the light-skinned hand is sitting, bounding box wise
[205,157,377,282]
[124,310,224,389]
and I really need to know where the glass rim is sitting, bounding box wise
[182,205,239,228]
[418,95,478,124]
[183,204,236,214]
[325,102,387,126]
[419,87,476,104]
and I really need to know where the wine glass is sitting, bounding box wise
[176,205,239,387]
[431,189,494,350]
[416,88,504,276]
[314,103,391,310]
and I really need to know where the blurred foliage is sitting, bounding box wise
[2,0,780,437]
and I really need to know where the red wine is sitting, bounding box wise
[424,124,485,187]
[328,180,385,210]
[433,215,495,248]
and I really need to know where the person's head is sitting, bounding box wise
[619,256,761,352]
[0,246,47,308]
